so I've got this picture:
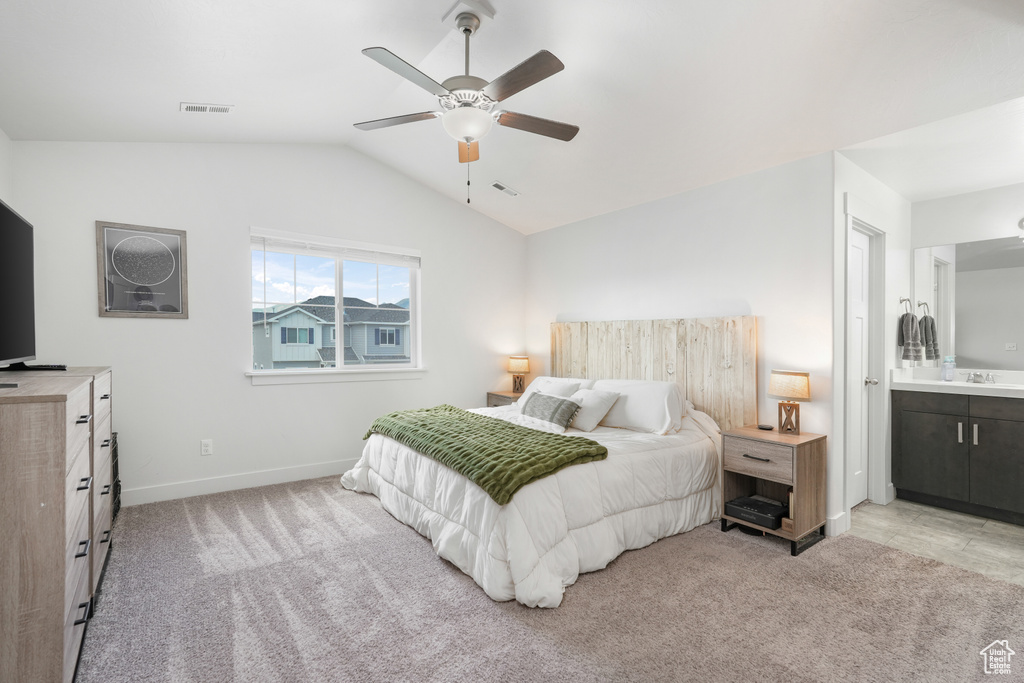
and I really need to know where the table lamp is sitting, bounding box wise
[768,369,810,434]
[508,356,529,393]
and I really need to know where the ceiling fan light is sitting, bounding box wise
[442,106,493,143]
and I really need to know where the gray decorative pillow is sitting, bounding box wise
[520,392,582,430]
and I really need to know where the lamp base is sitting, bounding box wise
[512,374,525,393]
[778,401,801,435]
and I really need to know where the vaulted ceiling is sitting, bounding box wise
[2,0,1024,233]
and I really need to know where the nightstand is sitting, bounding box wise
[720,426,827,556]
[486,391,522,407]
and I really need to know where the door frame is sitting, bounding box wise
[844,215,888,507]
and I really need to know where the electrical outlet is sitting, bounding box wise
[201,439,213,456]
[1006,343,1017,351]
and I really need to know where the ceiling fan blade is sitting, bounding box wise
[362,47,450,97]
[458,141,479,164]
[496,111,579,141]
[482,50,565,102]
[353,111,441,131]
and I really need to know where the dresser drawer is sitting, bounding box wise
[93,371,112,426]
[93,452,113,527]
[92,493,113,592]
[64,502,91,616]
[64,438,92,538]
[64,384,93,475]
[724,436,794,484]
[63,564,91,683]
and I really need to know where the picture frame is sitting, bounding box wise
[96,221,189,319]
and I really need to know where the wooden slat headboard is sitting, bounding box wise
[551,317,757,432]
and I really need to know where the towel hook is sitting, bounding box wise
[899,297,912,314]
[917,301,930,316]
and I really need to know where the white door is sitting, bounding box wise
[846,228,871,506]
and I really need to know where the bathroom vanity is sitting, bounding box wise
[891,379,1024,526]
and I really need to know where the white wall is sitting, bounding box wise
[956,266,1024,370]
[0,126,12,201]
[524,153,840,521]
[912,182,1024,248]
[833,153,912,521]
[12,142,526,504]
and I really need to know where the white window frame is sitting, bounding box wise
[248,227,424,385]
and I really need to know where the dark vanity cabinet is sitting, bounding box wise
[892,390,1024,525]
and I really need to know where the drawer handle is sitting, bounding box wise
[957,422,963,444]
[742,453,771,463]
[100,393,111,400]
[73,600,90,626]
[973,423,979,446]
[100,529,112,544]
[101,439,111,448]
[101,484,111,496]
[75,538,91,559]
[76,414,92,424]
[77,475,93,492]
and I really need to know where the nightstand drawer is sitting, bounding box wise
[486,392,521,407]
[724,437,794,484]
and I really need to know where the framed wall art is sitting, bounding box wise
[96,221,189,318]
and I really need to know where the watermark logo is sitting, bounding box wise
[980,640,1015,675]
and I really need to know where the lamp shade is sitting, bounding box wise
[767,370,810,402]
[442,106,493,142]
[507,356,530,374]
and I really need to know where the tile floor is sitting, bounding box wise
[848,498,1024,587]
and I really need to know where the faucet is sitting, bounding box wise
[964,372,985,383]
[985,373,997,384]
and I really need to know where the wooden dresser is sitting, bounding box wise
[0,367,114,683]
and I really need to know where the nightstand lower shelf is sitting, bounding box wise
[720,517,825,556]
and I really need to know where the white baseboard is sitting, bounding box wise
[121,458,360,507]
[826,509,849,537]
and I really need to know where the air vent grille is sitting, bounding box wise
[180,102,234,114]
[491,181,519,197]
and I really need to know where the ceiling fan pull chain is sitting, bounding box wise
[467,165,471,204]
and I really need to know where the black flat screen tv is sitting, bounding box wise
[0,198,35,368]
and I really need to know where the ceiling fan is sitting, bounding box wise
[353,12,579,163]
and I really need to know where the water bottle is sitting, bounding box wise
[941,356,956,381]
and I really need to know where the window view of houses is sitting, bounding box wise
[251,249,413,369]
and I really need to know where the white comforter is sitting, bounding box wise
[340,404,722,607]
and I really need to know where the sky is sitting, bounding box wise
[251,250,409,310]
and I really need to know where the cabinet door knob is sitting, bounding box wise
[864,377,879,386]
[958,421,963,444]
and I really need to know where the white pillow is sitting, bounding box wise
[568,389,621,432]
[592,379,685,435]
[518,377,584,404]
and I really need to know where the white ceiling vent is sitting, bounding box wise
[491,181,520,197]
[180,102,234,114]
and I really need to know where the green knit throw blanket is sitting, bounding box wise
[364,404,608,505]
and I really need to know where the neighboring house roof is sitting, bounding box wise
[317,346,336,363]
[253,295,409,326]
[343,346,359,363]
[362,354,411,362]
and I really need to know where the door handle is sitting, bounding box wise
[864,377,878,386]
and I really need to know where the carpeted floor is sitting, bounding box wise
[76,476,1024,682]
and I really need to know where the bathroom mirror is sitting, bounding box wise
[914,236,1024,371]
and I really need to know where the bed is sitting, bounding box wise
[342,317,757,607]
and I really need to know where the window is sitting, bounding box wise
[251,228,420,373]
[282,327,313,344]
